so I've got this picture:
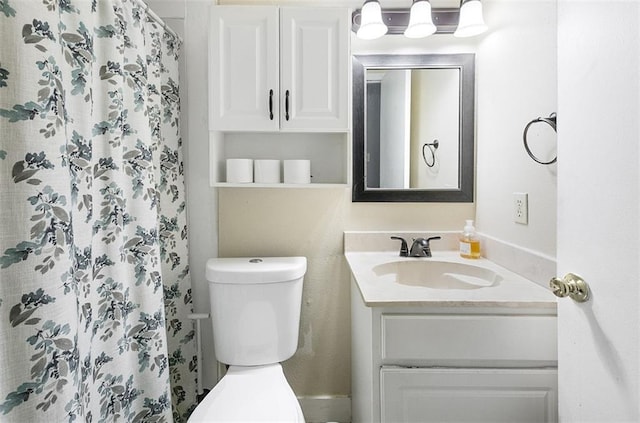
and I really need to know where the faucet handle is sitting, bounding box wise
[423,236,442,257]
[390,236,409,257]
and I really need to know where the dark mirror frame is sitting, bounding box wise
[352,54,475,202]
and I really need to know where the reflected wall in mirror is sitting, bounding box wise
[353,54,475,202]
[366,68,460,189]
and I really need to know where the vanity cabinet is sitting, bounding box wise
[209,6,349,132]
[351,280,559,423]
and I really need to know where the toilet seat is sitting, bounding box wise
[188,364,305,423]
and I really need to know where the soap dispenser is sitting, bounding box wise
[459,219,481,259]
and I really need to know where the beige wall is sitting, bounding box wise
[213,0,480,397]
[219,188,473,395]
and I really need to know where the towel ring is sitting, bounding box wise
[523,113,557,165]
[422,139,439,168]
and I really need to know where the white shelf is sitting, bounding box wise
[210,132,351,187]
[214,183,349,188]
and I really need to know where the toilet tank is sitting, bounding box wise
[206,257,306,366]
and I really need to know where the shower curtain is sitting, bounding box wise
[0,0,196,421]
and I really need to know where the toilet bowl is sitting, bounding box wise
[188,257,307,423]
[187,364,305,422]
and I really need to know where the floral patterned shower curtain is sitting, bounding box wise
[0,0,196,421]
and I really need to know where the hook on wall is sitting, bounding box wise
[523,113,557,165]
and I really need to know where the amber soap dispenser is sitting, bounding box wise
[459,219,481,259]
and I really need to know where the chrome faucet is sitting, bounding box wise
[410,237,441,257]
[391,236,441,257]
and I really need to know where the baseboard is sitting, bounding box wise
[298,396,351,423]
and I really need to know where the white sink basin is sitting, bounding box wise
[373,260,502,290]
[345,251,556,307]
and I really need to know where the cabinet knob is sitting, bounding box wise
[549,273,590,302]
[269,89,274,120]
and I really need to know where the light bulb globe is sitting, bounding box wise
[404,0,436,39]
[454,0,488,38]
[357,1,388,40]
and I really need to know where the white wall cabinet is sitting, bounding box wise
[209,6,349,132]
[351,280,559,423]
[208,6,350,186]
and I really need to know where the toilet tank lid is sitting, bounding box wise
[206,257,307,284]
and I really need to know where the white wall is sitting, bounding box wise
[475,0,557,260]
[150,0,558,409]
[183,0,220,388]
[146,0,220,388]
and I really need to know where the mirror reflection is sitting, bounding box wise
[366,68,460,189]
[352,54,475,202]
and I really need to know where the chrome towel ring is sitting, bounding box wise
[523,113,557,165]
[422,139,439,168]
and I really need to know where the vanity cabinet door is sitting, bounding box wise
[381,367,558,423]
[280,8,349,131]
[209,6,279,131]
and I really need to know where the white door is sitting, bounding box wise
[280,7,349,131]
[557,2,639,421]
[209,6,279,131]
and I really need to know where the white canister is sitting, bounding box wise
[254,160,281,184]
[283,160,311,184]
[226,159,253,183]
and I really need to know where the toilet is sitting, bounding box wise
[188,257,307,423]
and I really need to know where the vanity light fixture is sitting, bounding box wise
[357,0,388,40]
[454,0,488,37]
[404,0,437,39]
[353,0,487,39]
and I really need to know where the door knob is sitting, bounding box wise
[549,273,590,302]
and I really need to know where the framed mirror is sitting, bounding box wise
[352,54,475,202]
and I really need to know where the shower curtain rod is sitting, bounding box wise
[135,0,182,41]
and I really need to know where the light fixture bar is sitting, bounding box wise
[351,8,460,35]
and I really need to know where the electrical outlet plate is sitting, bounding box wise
[513,192,528,224]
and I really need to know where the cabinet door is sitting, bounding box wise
[209,6,279,131]
[381,367,558,423]
[280,8,349,131]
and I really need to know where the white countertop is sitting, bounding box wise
[345,251,557,309]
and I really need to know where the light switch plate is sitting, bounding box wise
[514,192,528,224]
